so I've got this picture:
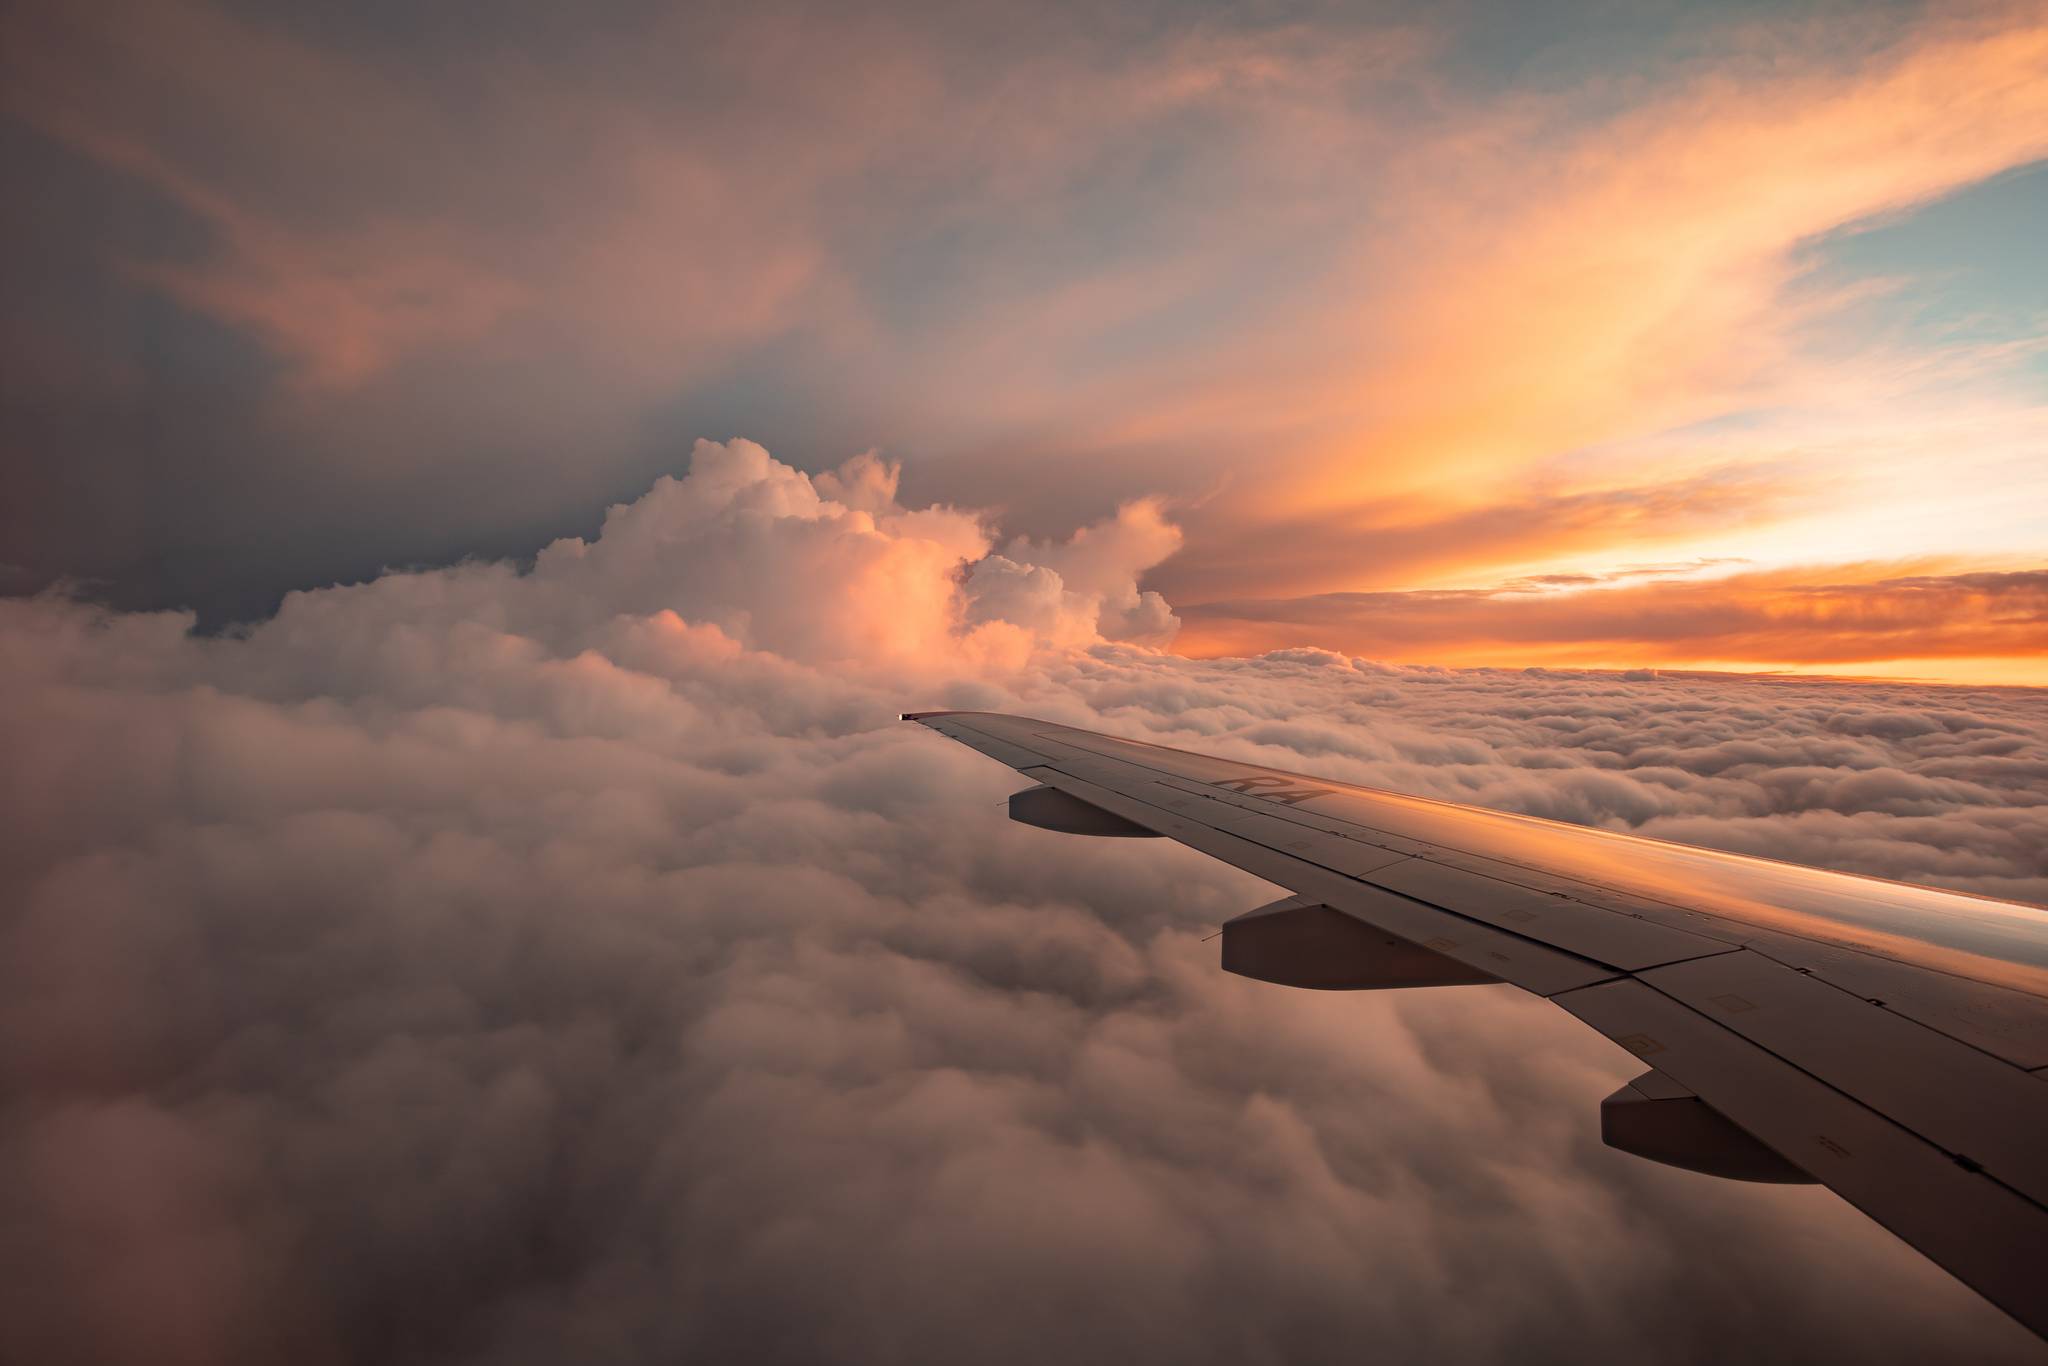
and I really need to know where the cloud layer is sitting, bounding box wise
[5,442,2044,1365]
[1182,565,2048,684]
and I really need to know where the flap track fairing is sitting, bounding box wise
[1221,896,1501,990]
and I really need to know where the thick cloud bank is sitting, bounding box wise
[3,442,2045,1366]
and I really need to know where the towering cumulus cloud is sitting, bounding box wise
[3,441,2044,1366]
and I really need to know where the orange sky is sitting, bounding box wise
[3,1,2045,682]
[1175,562,2048,685]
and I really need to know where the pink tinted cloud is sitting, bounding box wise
[4,441,2044,1362]
[6,1,2047,674]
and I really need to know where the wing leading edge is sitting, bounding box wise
[904,710,2048,1340]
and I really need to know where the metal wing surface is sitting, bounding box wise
[904,710,2048,1339]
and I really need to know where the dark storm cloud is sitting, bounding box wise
[4,441,2044,1366]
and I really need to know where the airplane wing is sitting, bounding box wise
[904,710,2048,1338]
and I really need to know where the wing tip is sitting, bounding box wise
[900,710,964,721]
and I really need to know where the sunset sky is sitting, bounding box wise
[9,6,2048,1364]
[5,0,2044,682]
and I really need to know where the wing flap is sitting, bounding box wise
[1556,977,2048,1338]
[1734,932,2048,1071]
[1638,950,2048,1209]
